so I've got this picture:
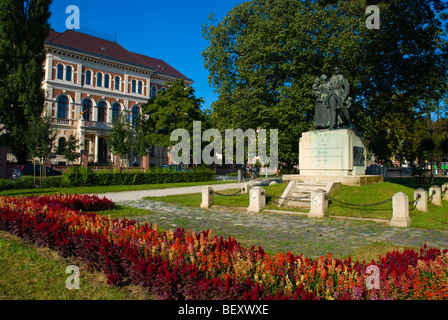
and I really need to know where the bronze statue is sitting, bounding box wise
[313,67,354,129]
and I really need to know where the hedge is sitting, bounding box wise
[62,167,215,187]
[0,167,215,191]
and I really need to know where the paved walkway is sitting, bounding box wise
[95,180,273,202]
[93,181,448,259]
[116,197,448,259]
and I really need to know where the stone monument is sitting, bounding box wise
[284,66,383,186]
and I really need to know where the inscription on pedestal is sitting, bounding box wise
[299,129,367,176]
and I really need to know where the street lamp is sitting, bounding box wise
[429,127,434,185]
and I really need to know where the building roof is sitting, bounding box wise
[46,29,191,81]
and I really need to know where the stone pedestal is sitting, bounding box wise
[200,186,214,209]
[442,183,448,201]
[414,188,428,212]
[248,187,266,212]
[241,183,251,195]
[391,192,411,227]
[429,186,442,206]
[308,190,328,218]
[299,129,367,176]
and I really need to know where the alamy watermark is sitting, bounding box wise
[66,5,80,30]
[366,5,380,30]
[170,121,278,169]
[365,265,380,290]
[65,265,80,290]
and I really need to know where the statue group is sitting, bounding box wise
[313,67,354,130]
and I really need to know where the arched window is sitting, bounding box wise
[151,86,157,98]
[114,76,120,90]
[97,101,107,123]
[57,95,69,119]
[161,87,166,92]
[131,79,136,93]
[104,74,110,88]
[96,73,103,87]
[85,70,92,85]
[112,103,121,123]
[82,99,93,121]
[57,137,66,154]
[131,105,140,127]
[66,66,72,81]
[138,81,143,94]
[57,64,64,80]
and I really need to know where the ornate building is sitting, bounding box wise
[43,29,192,167]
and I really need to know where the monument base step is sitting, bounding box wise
[282,174,383,186]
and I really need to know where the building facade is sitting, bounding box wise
[42,29,192,167]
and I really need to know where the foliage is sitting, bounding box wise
[108,113,134,165]
[62,166,215,187]
[140,79,205,149]
[1,194,448,300]
[0,0,52,163]
[26,115,54,161]
[202,0,448,170]
[57,134,81,165]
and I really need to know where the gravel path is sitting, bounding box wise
[118,198,448,259]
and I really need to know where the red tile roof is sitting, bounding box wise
[46,29,191,81]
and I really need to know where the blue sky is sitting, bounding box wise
[48,0,243,110]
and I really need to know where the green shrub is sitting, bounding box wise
[39,176,65,188]
[0,179,13,191]
[61,168,215,187]
[13,176,35,190]
[63,167,95,187]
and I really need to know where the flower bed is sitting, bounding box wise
[0,194,447,300]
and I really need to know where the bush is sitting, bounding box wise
[39,176,65,188]
[0,179,13,191]
[63,166,96,187]
[62,167,215,187]
[13,176,35,190]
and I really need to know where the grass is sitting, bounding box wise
[0,178,444,299]
[97,204,154,219]
[143,182,305,211]
[344,241,420,263]
[0,231,417,300]
[326,182,416,220]
[0,180,234,197]
[143,180,448,230]
[0,231,154,300]
[385,177,448,189]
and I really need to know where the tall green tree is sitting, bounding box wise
[140,79,205,148]
[58,134,81,166]
[26,115,54,183]
[108,113,134,168]
[202,0,447,170]
[0,0,52,163]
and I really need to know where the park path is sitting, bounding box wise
[92,180,274,202]
[92,179,448,258]
[119,198,448,259]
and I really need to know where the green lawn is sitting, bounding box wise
[144,181,448,230]
[326,182,416,220]
[143,182,303,211]
[0,231,154,300]
[0,180,234,197]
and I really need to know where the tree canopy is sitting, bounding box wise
[0,0,52,163]
[202,0,448,170]
[140,79,205,148]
